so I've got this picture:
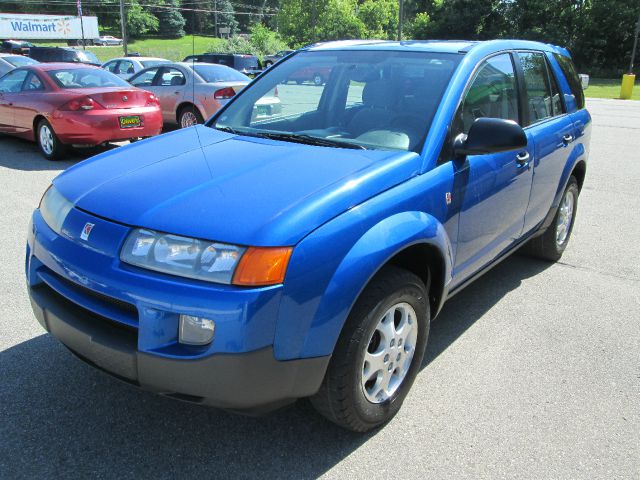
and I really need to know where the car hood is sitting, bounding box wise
[54,126,421,246]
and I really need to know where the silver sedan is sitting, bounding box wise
[0,53,38,77]
[128,62,281,128]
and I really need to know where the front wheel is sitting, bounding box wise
[36,119,66,161]
[524,175,579,261]
[310,266,430,432]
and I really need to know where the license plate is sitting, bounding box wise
[119,115,141,129]
[256,105,270,116]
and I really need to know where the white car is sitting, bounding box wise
[102,56,171,80]
[94,35,123,46]
[0,53,38,76]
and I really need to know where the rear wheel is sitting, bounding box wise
[313,73,324,86]
[524,176,579,261]
[178,105,204,128]
[310,266,430,432]
[36,119,66,161]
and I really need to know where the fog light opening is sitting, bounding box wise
[179,315,215,345]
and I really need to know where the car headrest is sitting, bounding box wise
[362,81,396,109]
[170,75,184,86]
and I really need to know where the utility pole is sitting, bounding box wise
[119,0,128,56]
[629,11,640,73]
[397,0,404,41]
[214,0,218,38]
[77,0,85,50]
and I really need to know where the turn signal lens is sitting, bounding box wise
[232,247,293,286]
[146,93,160,107]
[214,87,236,100]
[61,96,102,111]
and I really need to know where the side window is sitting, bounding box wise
[130,67,159,87]
[0,69,29,93]
[346,79,365,108]
[22,72,44,92]
[158,68,186,86]
[117,61,135,75]
[457,53,519,134]
[553,53,585,110]
[104,61,118,73]
[518,52,553,124]
[547,60,564,116]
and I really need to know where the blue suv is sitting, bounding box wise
[26,40,590,431]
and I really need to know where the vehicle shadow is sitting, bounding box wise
[0,254,550,479]
[0,135,124,172]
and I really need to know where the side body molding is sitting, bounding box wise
[274,210,453,360]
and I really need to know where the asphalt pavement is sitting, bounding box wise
[0,98,638,479]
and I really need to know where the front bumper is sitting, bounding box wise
[26,208,329,411]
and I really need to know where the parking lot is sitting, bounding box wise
[0,98,638,479]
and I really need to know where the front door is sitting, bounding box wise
[0,69,29,132]
[449,53,534,284]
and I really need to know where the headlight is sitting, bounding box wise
[120,228,293,286]
[121,229,245,284]
[39,186,73,235]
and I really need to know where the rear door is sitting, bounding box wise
[153,67,187,122]
[516,51,576,234]
[450,53,534,283]
[0,69,29,132]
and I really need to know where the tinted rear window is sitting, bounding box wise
[553,53,585,110]
[235,56,258,69]
[47,68,130,88]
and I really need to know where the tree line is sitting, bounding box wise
[1,0,638,75]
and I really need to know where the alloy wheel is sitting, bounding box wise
[361,302,418,404]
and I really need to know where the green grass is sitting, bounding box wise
[585,77,640,101]
[34,35,227,62]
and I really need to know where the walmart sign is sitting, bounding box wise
[0,13,99,40]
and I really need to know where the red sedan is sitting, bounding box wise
[0,63,162,160]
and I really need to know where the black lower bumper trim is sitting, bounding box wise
[29,284,330,412]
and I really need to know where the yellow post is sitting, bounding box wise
[620,74,636,99]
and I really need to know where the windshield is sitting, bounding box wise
[141,59,170,68]
[5,56,38,67]
[76,50,100,64]
[47,68,130,88]
[213,50,460,152]
[194,64,249,83]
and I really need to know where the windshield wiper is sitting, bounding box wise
[255,132,367,150]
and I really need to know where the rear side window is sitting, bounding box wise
[553,53,585,110]
[517,52,553,124]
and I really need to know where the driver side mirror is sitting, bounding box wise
[453,117,527,157]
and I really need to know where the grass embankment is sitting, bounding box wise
[585,78,640,100]
[36,35,226,62]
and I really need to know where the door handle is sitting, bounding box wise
[562,134,574,144]
[174,91,180,95]
[516,151,530,167]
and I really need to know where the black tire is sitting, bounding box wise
[264,61,273,68]
[313,73,324,86]
[524,175,579,261]
[36,119,66,161]
[310,266,430,432]
[295,79,304,85]
[178,105,204,129]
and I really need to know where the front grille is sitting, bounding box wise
[38,268,139,330]
[55,273,137,317]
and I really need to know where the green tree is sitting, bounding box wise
[358,0,399,39]
[249,23,289,55]
[155,0,186,38]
